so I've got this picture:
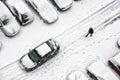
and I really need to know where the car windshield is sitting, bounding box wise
[28,50,41,63]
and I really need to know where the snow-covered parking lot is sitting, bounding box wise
[0,0,120,80]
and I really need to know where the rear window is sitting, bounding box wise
[28,50,41,63]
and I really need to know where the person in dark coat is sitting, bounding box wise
[85,27,94,37]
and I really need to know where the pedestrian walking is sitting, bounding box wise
[85,27,94,37]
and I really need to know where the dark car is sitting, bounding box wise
[19,39,60,72]
[108,52,120,75]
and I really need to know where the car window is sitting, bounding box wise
[28,50,41,63]
[21,13,29,23]
[46,41,55,51]
[1,15,9,25]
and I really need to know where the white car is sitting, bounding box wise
[51,0,73,11]
[3,0,34,25]
[19,39,60,72]
[66,71,89,80]
[108,52,120,75]
[25,0,58,24]
[0,1,20,37]
[87,60,119,80]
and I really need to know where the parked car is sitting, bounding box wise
[66,70,89,80]
[0,1,20,37]
[50,0,73,11]
[19,39,60,72]
[87,60,119,80]
[25,0,58,24]
[3,0,34,25]
[108,52,120,75]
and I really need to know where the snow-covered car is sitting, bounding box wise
[108,52,120,75]
[19,39,60,72]
[51,0,73,11]
[3,0,34,25]
[0,1,20,37]
[25,0,58,24]
[66,71,89,80]
[87,60,119,80]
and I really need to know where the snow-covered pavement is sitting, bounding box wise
[0,0,120,80]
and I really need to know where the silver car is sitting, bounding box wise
[51,0,73,11]
[19,39,60,72]
[3,0,34,25]
[0,1,20,37]
[108,52,120,75]
[25,0,58,24]
[87,60,119,80]
[66,71,89,80]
